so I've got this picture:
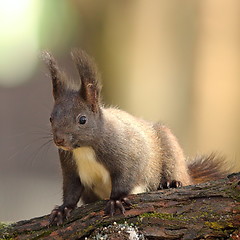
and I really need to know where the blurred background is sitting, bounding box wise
[0,0,240,222]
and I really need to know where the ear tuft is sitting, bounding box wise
[41,50,65,100]
[41,51,53,65]
[41,51,58,76]
[71,49,101,112]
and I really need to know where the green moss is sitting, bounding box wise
[0,223,13,240]
[139,210,222,224]
[205,221,225,230]
[139,212,191,222]
[205,221,234,230]
[0,223,10,230]
[140,212,175,220]
[197,211,214,219]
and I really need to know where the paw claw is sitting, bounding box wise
[159,181,170,189]
[105,198,131,216]
[115,200,125,214]
[122,197,131,206]
[171,180,182,188]
[49,205,74,225]
[159,180,182,189]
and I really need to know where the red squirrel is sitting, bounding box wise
[42,49,227,225]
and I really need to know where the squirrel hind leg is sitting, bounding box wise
[153,123,193,188]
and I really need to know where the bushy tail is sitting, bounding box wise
[188,153,230,184]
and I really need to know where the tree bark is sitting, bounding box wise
[1,173,240,240]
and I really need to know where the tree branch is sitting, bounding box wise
[1,173,240,239]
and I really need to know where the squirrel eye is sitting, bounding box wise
[78,115,87,125]
[49,117,53,123]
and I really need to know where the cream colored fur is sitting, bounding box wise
[72,145,148,199]
[131,185,147,194]
[73,147,112,199]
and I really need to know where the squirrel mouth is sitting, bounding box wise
[58,146,73,151]
[56,144,81,151]
[56,145,73,151]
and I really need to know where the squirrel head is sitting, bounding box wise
[42,49,102,150]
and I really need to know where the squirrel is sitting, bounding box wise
[42,49,228,225]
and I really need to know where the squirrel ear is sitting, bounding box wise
[41,51,65,100]
[71,49,101,112]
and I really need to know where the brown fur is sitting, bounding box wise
[42,49,228,224]
[188,153,228,184]
[153,123,193,186]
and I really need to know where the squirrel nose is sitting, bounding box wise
[54,135,65,146]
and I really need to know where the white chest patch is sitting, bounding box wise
[73,147,112,199]
[131,185,147,195]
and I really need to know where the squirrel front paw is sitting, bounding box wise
[159,180,182,189]
[105,198,131,216]
[49,205,74,225]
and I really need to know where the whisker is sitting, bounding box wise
[8,135,53,163]
[27,139,54,167]
[26,131,52,136]
[7,124,52,141]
